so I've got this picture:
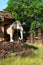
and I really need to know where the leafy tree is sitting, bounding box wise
[4,0,43,32]
[4,0,42,21]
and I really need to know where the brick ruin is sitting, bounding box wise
[27,28,43,44]
[0,11,15,41]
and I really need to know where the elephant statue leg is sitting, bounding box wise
[10,33,14,42]
[7,25,14,42]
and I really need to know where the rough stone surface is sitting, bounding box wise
[0,41,33,59]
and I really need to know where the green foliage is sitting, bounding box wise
[4,0,43,31]
[30,21,39,30]
[4,0,42,21]
[30,21,43,33]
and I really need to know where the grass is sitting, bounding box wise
[0,44,43,65]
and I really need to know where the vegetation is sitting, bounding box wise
[0,45,43,65]
[4,0,43,32]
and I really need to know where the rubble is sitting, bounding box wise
[0,41,34,59]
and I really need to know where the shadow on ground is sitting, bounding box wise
[25,44,38,50]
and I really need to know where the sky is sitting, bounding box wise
[0,0,8,11]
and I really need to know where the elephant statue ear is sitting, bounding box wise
[22,22,26,25]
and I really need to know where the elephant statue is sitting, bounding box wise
[6,21,23,42]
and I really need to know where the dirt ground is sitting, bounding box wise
[0,41,34,59]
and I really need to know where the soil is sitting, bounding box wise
[0,41,34,59]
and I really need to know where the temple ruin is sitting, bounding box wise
[0,11,15,41]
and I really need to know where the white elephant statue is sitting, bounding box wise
[6,21,23,42]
